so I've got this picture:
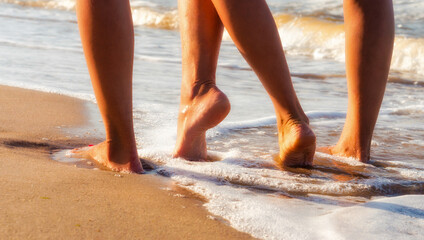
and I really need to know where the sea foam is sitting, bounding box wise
[146,153,424,239]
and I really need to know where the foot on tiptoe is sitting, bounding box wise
[275,119,316,168]
[173,85,230,161]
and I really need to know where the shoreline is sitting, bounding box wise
[0,85,253,239]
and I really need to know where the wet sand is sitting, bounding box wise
[0,85,253,239]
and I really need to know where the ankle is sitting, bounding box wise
[181,78,216,101]
[277,113,310,131]
[105,139,138,164]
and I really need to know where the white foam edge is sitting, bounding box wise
[314,152,373,167]
[385,167,424,181]
[170,172,424,240]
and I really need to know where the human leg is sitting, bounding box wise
[210,0,316,167]
[173,0,231,160]
[74,0,142,172]
[328,0,394,162]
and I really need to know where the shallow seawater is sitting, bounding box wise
[52,149,101,170]
[2,0,424,239]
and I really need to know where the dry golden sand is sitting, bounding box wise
[0,85,253,240]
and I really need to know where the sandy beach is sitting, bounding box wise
[0,85,253,239]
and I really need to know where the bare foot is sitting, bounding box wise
[319,140,370,163]
[275,119,316,168]
[71,141,143,173]
[173,86,231,161]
